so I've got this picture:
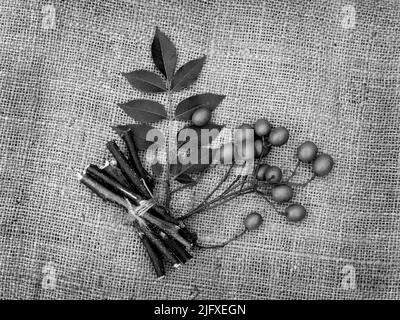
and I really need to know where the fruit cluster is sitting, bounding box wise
[179,116,334,249]
[242,118,334,223]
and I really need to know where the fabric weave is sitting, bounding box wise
[0,0,399,299]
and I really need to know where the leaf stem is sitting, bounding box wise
[165,85,173,209]
[286,174,316,187]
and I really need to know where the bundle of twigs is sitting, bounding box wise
[78,129,197,279]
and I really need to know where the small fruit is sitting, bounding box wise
[244,212,263,230]
[254,118,271,136]
[218,143,234,164]
[271,184,293,203]
[254,139,271,157]
[256,164,269,180]
[285,204,306,222]
[297,141,318,163]
[264,166,282,183]
[312,153,334,176]
[268,126,289,146]
[192,107,211,126]
[254,139,263,157]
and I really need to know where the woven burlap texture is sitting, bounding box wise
[1,0,399,300]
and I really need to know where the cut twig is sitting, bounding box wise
[137,217,182,268]
[85,164,141,204]
[78,172,128,208]
[106,140,152,198]
[122,129,154,190]
[133,221,165,279]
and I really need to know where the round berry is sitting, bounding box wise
[244,212,263,230]
[191,107,211,126]
[254,118,271,137]
[254,139,263,157]
[271,184,293,203]
[297,141,318,163]
[312,153,334,176]
[264,166,282,184]
[285,204,307,222]
[268,127,289,146]
[256,164,269,181]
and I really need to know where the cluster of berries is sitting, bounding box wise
[208,118,334,224]
[251,119,334,223]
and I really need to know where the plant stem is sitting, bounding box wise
[197,186,251,212]
[132,220,165,279]
[287,174,316,187]
[198,189,253,213]
[170,182,196,194]
[255,190,285,215]
[223,175,249,196]
[165,85,173,209]
[220,174,242,197]
[180,187,253,220]
[256,191,285,215]
[196,229,247,249]
[106,141,151,198]
[78,172,128,208]
[85,164,141,204]
[285,160,300,182]
[253,136,267,176]
[137,216,181,268]
[201,163,234,204]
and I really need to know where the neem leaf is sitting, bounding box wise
[111,124,137,136]
[177,123,225,148]
[151,162,163,177]
[118,100,167,123]
[175,93,225,120]
[170,162,182,176]
[171,56,206,92]
[111,124,159,150]
[175,173,196,185]
[181,163,209,175]
[151,27,176,80]
[122,70,166,93]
